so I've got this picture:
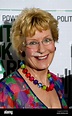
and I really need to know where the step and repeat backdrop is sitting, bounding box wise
[0,0,72,79]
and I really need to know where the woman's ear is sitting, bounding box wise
[18,41,26,57]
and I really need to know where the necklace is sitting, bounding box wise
[20,61,55,92]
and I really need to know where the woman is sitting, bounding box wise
[0,7,68,109]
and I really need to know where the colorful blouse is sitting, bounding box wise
[0,70,68,109]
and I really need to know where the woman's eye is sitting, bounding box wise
[44,38,52,42]
[29,41,38,45]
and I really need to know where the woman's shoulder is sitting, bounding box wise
[0,70,22,87]
[0,70,25,99]
[50,71,62,82]
[49,71,64,90]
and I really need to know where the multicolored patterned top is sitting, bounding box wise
[0,70,68,109]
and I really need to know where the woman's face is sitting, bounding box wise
[24,29,56,70]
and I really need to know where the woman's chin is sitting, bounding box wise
[36,65,49,70]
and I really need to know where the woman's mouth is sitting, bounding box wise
[35,55,48,60]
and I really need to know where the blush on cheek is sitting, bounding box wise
[26,48,36,57]
[49,45,55,52]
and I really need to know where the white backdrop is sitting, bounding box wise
[0,0,72,77]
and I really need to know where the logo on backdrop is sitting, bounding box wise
[0,15,20,77]
[2,14,18,22]
[57,15,72,22]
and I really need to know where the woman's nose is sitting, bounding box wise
[37,42,46,53]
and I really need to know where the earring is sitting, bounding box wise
[18,42,26,57]
[19,49,26,57]
[21,51,26,57]
[55,47,56,51]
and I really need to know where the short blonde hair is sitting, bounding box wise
[10,7,59,59]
